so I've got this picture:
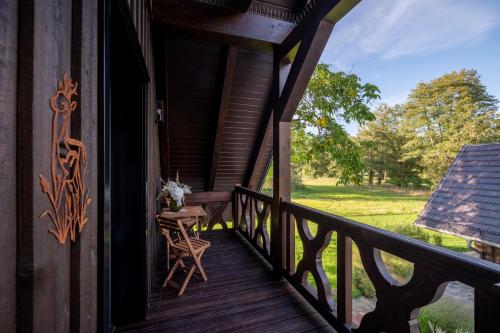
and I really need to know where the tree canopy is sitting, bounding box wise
[357,104,421,186]
[290,68,499,188]
[293,64,380,184]
[401,69,499,185]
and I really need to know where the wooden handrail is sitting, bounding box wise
[282,200,500,290]
[234,185,273,204]
[234,186,500,333]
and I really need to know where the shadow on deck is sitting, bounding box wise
[117,230,335,332]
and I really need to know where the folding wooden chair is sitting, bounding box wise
[156,215,210,296]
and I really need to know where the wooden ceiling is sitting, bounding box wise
[152,0,294,192]
[156,32,273,192]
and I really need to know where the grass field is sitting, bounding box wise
[283,176,469,298]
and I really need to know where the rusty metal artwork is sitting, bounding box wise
[39,73,91,244]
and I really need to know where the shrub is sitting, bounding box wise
[352,267,375,298]
[432,233,443,247]
[393,224,431,243]
[418,298,473,333]
[384,255,413,281]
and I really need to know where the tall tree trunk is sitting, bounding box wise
[377,170,384,185]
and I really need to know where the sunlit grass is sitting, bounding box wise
[293,176,467,252]
[287,176,468,297]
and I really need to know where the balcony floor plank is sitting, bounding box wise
[117,230,335,333]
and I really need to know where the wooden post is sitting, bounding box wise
[271,55,292,270]
[271,19,333,273]
[249,198,255,239]
[233,186,241,230]
[285,211,295,273]
[337,233,353,325]
[474,284,500,332]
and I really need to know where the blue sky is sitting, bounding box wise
[320,0,500,135]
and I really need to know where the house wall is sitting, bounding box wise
[0,0,161,331]
[125,0,162,304]
[11,0,99,332]
[474,243,500,265]
[0,1,18,331]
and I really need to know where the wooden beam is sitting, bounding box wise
[278,0,340,59]
[277,0,360,59]
[277,20,334,122]
[152,0,296,45]
[247,1,360,188]
[246,59,291,189]
[186,191,232,204]
[246,21,333,189]
[208,46,238,191]
[246,112,272,189]
[236,0,253,12]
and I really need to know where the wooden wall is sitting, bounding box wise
[0,0,166,331]
[0,1,18,331]
[11,0,99,332]
[126,0,162,303]
[474,243,500,265]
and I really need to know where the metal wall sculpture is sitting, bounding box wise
[39,74,91,244]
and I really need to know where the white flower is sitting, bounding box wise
[180,183,192,194]
[157,176,192,205]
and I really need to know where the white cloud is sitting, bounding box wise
[322,0,498,69]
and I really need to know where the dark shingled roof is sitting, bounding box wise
[415,143,500,247]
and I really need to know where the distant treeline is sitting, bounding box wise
[291,66,500,189]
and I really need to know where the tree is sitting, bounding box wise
[358,104,422,186]
[402,69,499,186]
[293,64,380,184]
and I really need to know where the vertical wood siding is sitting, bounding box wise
[13,0,99,332]
[0,1,18,331]
[6,1,164,331]
[72,0,99,331]
[126,0,161,303]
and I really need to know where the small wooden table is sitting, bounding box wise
[159,206,207,269]
[160,205,206,237]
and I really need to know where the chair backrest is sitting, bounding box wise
[156,215,195,254]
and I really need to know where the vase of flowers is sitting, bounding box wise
[157,172,192,212]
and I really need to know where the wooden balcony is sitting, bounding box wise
[117,186,500,333]
[117,231,335,333]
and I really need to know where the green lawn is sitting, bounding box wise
[284,177,468,298]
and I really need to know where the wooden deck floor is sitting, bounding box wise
[117,230,335,333]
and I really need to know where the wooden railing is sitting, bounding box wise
[233,186,273,258]
[234,186,500,333]
[186,191,232,230]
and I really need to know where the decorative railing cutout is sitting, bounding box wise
[39,74,91,244]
